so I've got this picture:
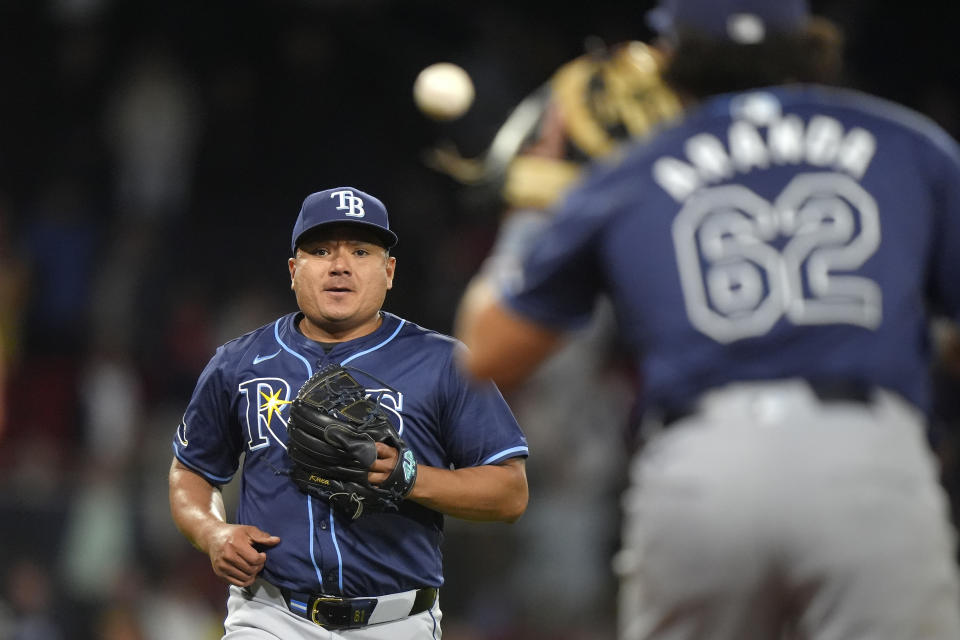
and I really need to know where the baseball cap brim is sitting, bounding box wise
[293,221,398,252]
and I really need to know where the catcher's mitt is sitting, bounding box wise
[425,40,681,210]
[286,364,418,519]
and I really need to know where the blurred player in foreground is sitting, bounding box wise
[458,0,960,638]
[169,186,528,639]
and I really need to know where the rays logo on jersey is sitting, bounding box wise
[240,377,293,450]
[238,376,406,452]
[363,386,405,436]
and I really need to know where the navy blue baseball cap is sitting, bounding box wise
[647,0,810,44]
[291,187,398,253]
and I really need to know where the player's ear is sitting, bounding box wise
[288,256,297,288]
[385,255,396,290]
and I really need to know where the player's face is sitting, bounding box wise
[289,226,396,342]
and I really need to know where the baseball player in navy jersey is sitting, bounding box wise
[168,186,529,639]
[459,1,960,638]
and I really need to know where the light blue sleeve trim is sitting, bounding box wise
[339,319,406,366]
[481,445,530,465]
[275,318,313,377]
[172,444,234,485]
[307,496,324,584]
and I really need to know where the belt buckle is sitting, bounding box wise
[309,595,378,629]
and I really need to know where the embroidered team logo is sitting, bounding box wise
[259,387,291,427]
[239,376,404,451]
[365,387,404,436]
[330,189,366,218]
[239,378,293,450]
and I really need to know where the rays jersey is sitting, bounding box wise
[502,84,960,416]
[173,311,528,596]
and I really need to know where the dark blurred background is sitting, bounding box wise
[1,1,958,638]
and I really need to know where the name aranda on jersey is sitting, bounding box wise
[653,92,877,203]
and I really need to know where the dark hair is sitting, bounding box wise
[661,16,844,100]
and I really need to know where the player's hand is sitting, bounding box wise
[205,523,281,587]
[368,442,401,485]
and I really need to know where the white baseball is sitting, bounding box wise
[413,62,475,121]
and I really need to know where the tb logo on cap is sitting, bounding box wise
[330,189,366,218]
